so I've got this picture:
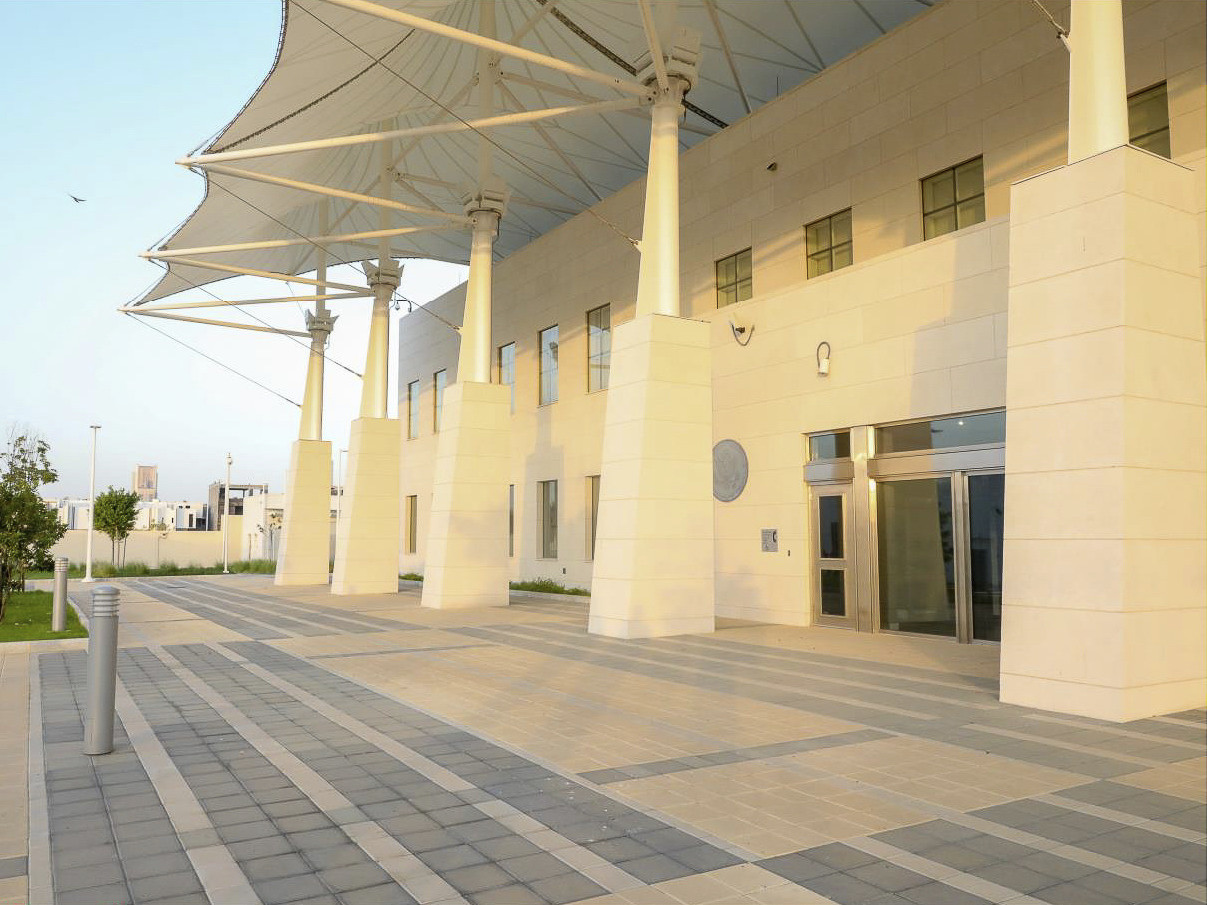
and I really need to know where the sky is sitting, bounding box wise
[0,1,468,501]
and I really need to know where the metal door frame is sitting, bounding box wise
[810,482,856,629]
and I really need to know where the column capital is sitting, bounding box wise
[304,310,337,344]
[364,259,400,291]
[461,177,509,221]
[635,26,701,94]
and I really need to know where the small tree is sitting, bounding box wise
[94,487,139,566]
[0,433,67,620]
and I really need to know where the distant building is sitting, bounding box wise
[207,481,269,530]
[132,465,158,502]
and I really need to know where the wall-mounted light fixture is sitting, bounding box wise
[730,318,754,347]
[816,341,831,376]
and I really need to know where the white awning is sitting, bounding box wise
[134,0,931,305]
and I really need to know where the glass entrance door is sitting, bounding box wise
[876,477,957,637]
[875,471,1005,642]
[966,472,1004,642]
[812,485,854,627]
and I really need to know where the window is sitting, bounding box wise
[405,495,418,554]
[406,380,420,439]
[508,485,515,557]
[587,305,611,393]
[921,157,985,240]
[716,248,752,307]
[1128,82,1170,159]
[808,431,852,461]
[538,326,559,405]
[497,342,516,412]
[538,480,558,559]
[433,370,447,431]
[875,411,1005,455]
[586,475,601,559]
[805,209,853,278]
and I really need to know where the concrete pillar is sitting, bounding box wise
[360,263,398,419]
[422,187,511,610]
[1000,146,1206,720]
[1067,0,1129,164]
[588,32,714,639]
[331,262,402,596]
[635,80,686,318]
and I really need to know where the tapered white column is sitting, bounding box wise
[276,310,336,586]
[589,29,714,639]
[299,311,336,440]
[635,78,686,318]
[457,211,498,384]
[360,268,396,418]
[332,142,403,595]
[422,183,511,610]
[1067,0,1129,164]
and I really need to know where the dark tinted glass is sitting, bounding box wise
[818,495,843,559]
[820,570,846,617]
[876,412,1004,454]
[809,431,851,461]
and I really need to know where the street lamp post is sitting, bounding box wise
[222,453,232,574]
[83,425,101,582]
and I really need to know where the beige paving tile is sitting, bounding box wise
[0,648,28,861]
[0,875,27,905]
[1115,756,1207,803]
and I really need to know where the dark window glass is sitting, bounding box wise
[497,342,515,412]
[809,431,851,461]
[876,411,1004,454]
[805,209,853,278]
[922,157,985,239]
[538,326,559,405]
[716,248,753,308]
[818,495,844,559]
[1128,82,1170,159]
[820,570,846,616]
[587,306,610,392]
[539,480,558,558]
[433,370,446,431]
[968,473,1005,643]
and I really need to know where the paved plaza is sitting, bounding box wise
[0,577,1203,905]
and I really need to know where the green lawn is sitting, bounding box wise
[0,591,88,643]
[25,559,277,580]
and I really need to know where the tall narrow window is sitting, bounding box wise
[433,369,446,431]
[586,305,611,392]
[921,157,985,240]
[538,325,559,405]
[1128,82,1170,158]
[405,495,418,554]
[805,209,853,278]
[586,475,601,559]
[539,480,558,559]
[406,380,420,439]
[508,484,515,557]
[716,248,752,307]
[497,342,516,412]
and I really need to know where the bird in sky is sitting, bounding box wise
[68,194,86,203]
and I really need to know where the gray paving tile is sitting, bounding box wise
[900,882,993,905]
[0,856,27,881]
[253,873,331,905]
[529,873,608,905]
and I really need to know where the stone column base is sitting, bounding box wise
[588,314,715,638]
[274,439,332,586]
[421,382,512,610]
[1000,146,1206,721]
[331,417,401,596]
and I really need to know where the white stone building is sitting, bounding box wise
[132,0,1205,722]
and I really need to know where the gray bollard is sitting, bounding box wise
[52,558,68,633]
[83,584,120,756]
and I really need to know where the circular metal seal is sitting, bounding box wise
[712,439,748,502]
